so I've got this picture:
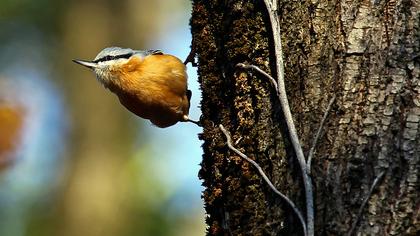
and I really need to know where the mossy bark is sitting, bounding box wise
[191,0,419,235]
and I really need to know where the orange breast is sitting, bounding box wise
[112,54,189,128]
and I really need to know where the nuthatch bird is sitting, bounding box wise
[73,47,198,128]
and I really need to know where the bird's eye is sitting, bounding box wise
[94,53,133,63]
[94,55,115,63]
[113,53,133,60]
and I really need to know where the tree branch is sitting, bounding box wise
[347,170,386,236]
[236,60,314,235]
[236,63,278,92]
[219,124,307,236]
[307,95,336,174]
[262,0,314,234]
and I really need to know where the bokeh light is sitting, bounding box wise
[0,1,204,235]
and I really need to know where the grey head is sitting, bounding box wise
[73,47,163,68]
[72,47,162,85]
[73,47,133,69]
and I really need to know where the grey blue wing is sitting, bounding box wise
[148,49,163,55]
[134,49,163,58]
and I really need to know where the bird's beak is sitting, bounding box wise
[72,59,98,69]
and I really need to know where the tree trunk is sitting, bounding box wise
[191,0,419,235]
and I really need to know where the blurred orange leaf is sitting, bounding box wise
[0,103,24,170]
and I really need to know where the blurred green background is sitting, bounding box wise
[0,0,204,236]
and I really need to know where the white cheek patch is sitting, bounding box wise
[93,62,126,89]
[94,68,113,86]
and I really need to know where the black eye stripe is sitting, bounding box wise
[94,53,133,63]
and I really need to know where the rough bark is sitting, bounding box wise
[191,0,419,235]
